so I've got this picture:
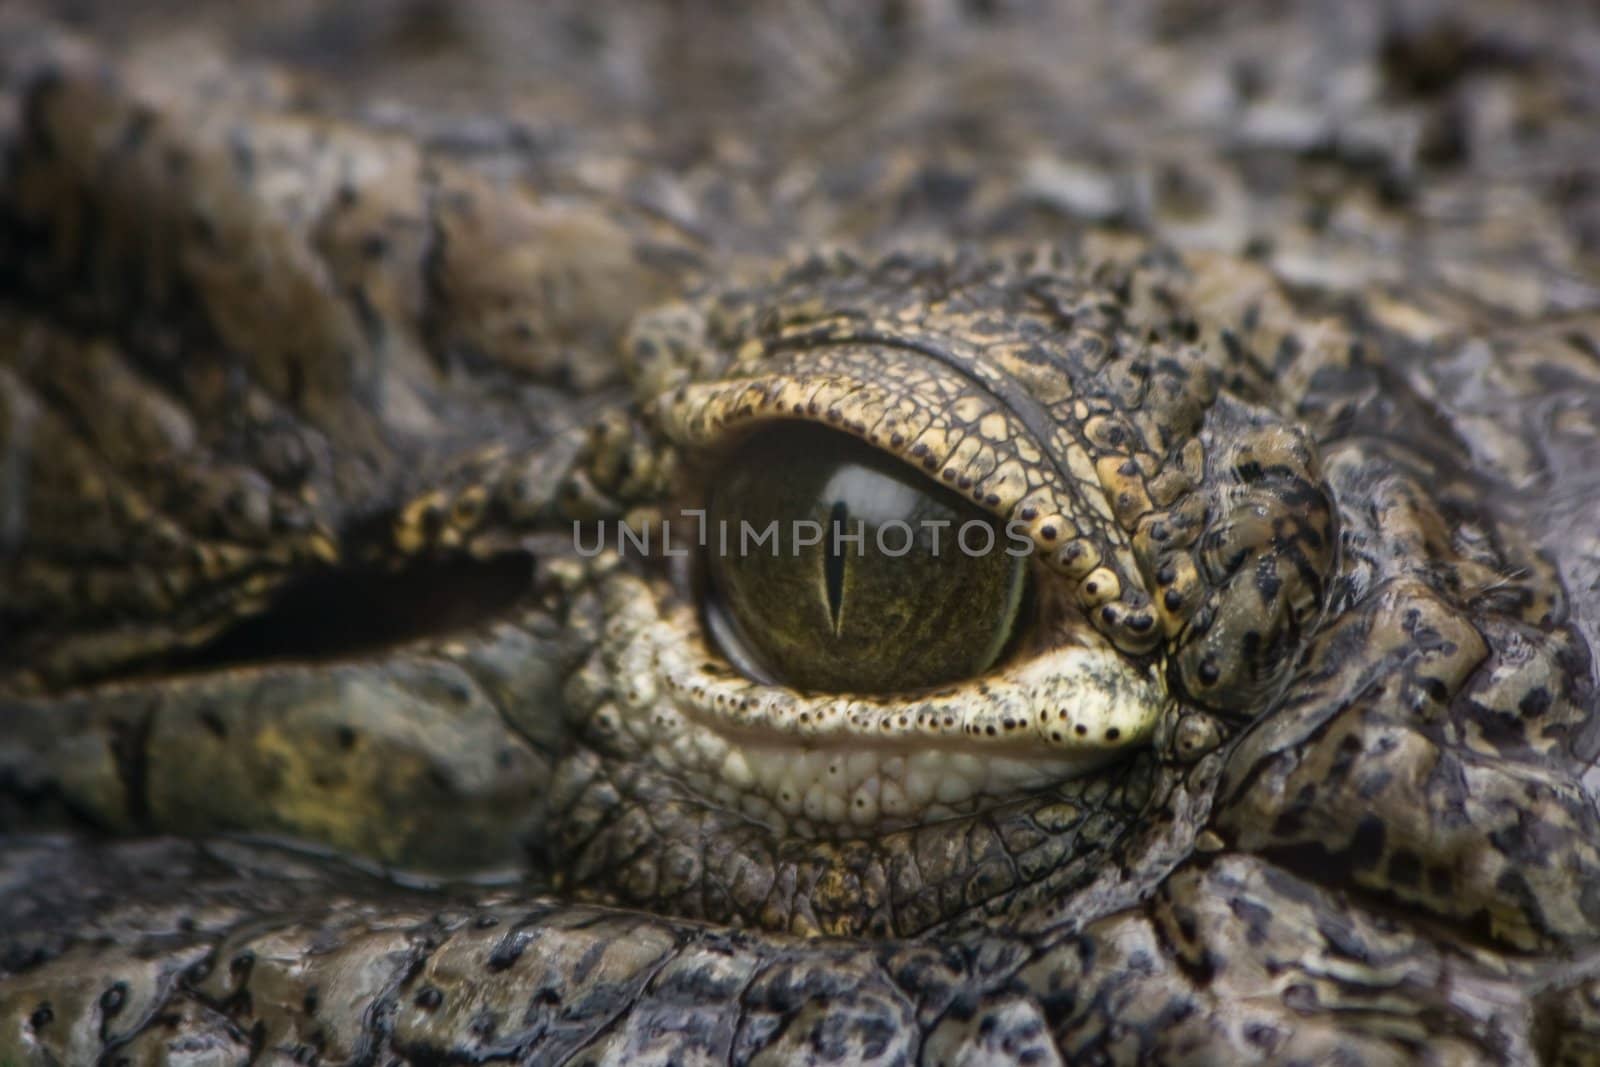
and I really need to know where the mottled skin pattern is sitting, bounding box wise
[1,2,1600,1064]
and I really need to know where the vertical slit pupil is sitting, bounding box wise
[825,500,847,634]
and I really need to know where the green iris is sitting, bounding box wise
[704,422,1028,693]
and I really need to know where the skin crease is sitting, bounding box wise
[0,2,1599,1065]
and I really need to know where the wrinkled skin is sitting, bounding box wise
[3,2,1600,1064]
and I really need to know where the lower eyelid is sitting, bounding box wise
[587,569,1163,837]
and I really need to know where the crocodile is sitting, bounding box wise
[2,2,1600,1063]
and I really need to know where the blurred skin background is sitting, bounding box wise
[9,0,1597,304]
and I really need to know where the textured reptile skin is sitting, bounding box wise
[2,3,1599,1064]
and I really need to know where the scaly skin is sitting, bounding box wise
[2,3,1600,1064]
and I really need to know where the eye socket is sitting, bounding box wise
[703,422,1029,694]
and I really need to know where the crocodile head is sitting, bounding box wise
[2,4,1600,1063]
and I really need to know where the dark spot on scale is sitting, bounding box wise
[1519,687,1552,717]
[1020,506,1038,521]
[1220,330,1246,364]
[1387,849,1422,888]
[29,1004,52,1030]
[1274,334,1303,370]
[890,432,905,446]
[1348,815,1386,871]
[1040,525,1058,541]
[1101,606,1117,623]
[1075,724,1088,736]
[984,493,1001,506]
[414,986,444,1011]
[1197,658,1220,685]
[336,725,357,750]
[1164,589,1184,611]
[487,932,530,972]
[100,983,127,1016]
[1106,727,1121,741]
[1245,1023,1281,1050]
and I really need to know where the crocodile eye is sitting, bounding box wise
[703,422,1028,693]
